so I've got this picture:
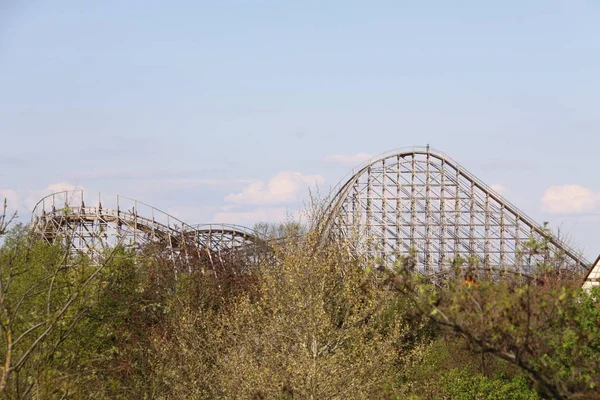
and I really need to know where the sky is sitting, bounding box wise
[1,1,599,260]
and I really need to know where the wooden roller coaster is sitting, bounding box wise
[31,190,267,267]
[29,146,595,285]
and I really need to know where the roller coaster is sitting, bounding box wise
[319,147,590,275]
[31,191,266,266]
[30,146,595,282]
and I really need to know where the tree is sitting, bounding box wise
[211,233,426,399]
[394,258,600,399]
[0,199,17,236]
[0,205,116,398]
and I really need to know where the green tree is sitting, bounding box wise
[0,225,119,398]
[211,233,426,399]
[395,261,600,399]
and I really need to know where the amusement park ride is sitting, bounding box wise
[29,147,599,287]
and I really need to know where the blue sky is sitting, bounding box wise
[1,1,599,259]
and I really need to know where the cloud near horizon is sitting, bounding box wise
[541,184,600,214]
[0,182,86,216]
[0,189,19,212]
[224,171,325,206]
[213,171,324,226]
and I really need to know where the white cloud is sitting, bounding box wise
[0,182,85,215]
[224,171,324,205]
[214,171,323,226]
[541,185,600,214]
[21,182,85,212]
[490,184,507,195]
[0,189,20,211]
[324,152,373,167]
[45,182,83,193]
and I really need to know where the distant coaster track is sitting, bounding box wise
[31,190,266,265]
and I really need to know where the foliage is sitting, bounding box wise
[440,368,540,400]
[0,201,595,399]
[0,225,114,398]
[146,232,427,399]
[218,233,425,398]
[395,255,600,399]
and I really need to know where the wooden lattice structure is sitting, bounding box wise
[31,190,266,266]
[30,147,593,279]
[320,147,590,275]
